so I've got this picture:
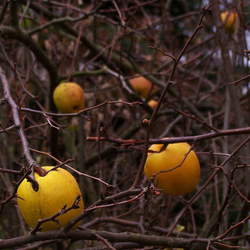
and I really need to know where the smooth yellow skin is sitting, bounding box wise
[17,166,84,231]
[129,76,153,98]
[220,11,238,33]
[144,143,200,195]
[147,99,158,109]
[53,82,85,113]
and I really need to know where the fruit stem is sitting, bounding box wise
[26,174,39,192]
[26,165,47,192]
[34,165,47,177]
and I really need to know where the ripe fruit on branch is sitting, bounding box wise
[147,99,158,109]
[144,143,200,195]
[220,10,239,33]
[17,166,84,231]
[129,76,153,99]
[53,82,85,113]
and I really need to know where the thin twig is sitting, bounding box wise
[30,148,112,187]
[31,195,81,234]
[0,66,39,191]
[86,126,250,146]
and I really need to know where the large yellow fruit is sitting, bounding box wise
[220,10,238,33]
[17,166,84,231]
[53,82,85,113]
[129,76,153,98]
[144,143,200,195]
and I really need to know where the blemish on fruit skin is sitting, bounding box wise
[73,105,79,111]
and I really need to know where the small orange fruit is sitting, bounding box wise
[129,76,153,98]
[144,143,200,195]
[220,10,239,33]
[147,99,158,109]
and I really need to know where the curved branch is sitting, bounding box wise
[0,25,58,88]
[0,24,60,155]
[0,66,35,168]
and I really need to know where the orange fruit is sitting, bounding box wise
[220,11,239,33]
[53,82,85,113]
[147,99,158,109]
[144,143,200,195]
[129,76,153,98]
